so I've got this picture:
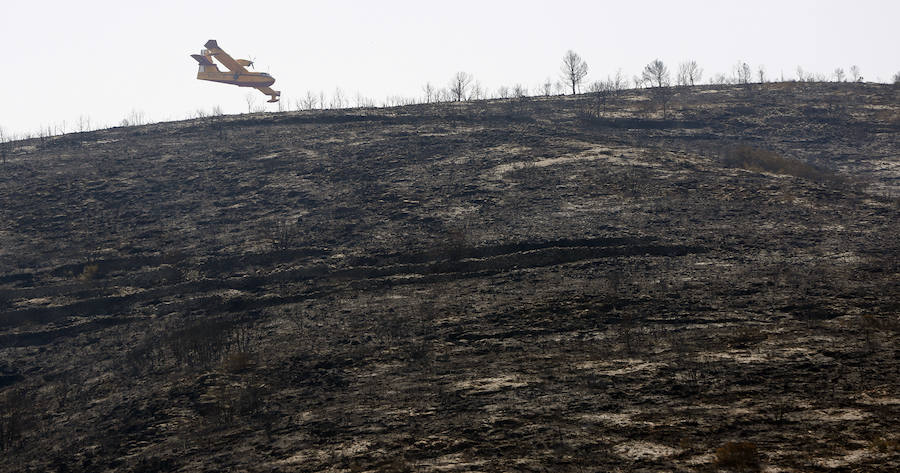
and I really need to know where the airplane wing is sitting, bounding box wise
[203,39,247,73]
[255,86,281,103]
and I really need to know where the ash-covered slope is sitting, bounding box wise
[1,83,898,472]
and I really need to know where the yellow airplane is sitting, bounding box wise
[191,40,280,103]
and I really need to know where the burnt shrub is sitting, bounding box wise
[167,318,256,371]
[714,441,760,471]
[198,381,266,424]
[168,319,231,369]
[222,351,256,374]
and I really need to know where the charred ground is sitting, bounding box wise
[1,82,899,472]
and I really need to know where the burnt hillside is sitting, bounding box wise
[1,82,899,472]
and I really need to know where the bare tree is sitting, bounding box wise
[423,82,435,103]
[354,91,366,108]
[245,93,257,113]
[470,81,485,100]
[734,61,752,84]
[632,75,644,89]
[554,81,566,95]
[513,84,528,98]
[757,65,766,83]
[611,69,628,92]
[677,60,703,86]
[711,73,730,85]
[588,79,615,117]
[796,66,806,82]
[449,72,473,101]
[331,87,345,108]
[850,65,862,82]
[833,67,846,82]
[642,59,670,87]
[542,78,553,96]
[676,64,688,87]
[894,71,900,84]
[496,85,510,99]
[128,109,146,125]
[650,86,676,119]
[560,50,589,94]
[301,90,317,110]
[0,125,6,164]
[76,115,91,132]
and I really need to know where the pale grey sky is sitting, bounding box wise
[2,0,897,137]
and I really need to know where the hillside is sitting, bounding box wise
[1,82,899,472]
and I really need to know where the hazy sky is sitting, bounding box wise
[2,0,897,137]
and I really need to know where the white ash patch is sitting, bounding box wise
[816,448,872,469]
[614,440,680,460]
[422,452,487,471]
[575,359,663,376]
[684,453,715,465]
[856,395,900,406]
[579,412,655,428]
[455,374,528,393]
[488,145,634,179]
[787,407,870,423]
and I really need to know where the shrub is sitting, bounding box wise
[714,441,760,470]
[870,436,899,453]
[79,263,101,281]
[722,146,840,183]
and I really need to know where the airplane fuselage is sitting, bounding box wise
[197,70,275,88]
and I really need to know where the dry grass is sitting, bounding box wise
[723,145,840,183]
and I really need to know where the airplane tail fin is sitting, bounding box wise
[191,54,219,72]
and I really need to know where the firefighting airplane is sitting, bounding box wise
[191,40,280,103]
